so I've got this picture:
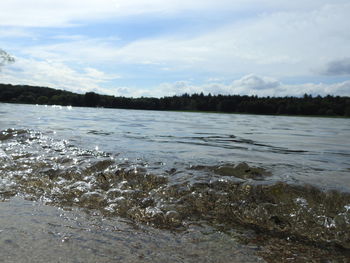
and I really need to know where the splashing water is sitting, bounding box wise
[1,103,350,262]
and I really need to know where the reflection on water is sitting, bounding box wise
[0,103,350,262]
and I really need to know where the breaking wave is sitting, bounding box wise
[1,128,350,250]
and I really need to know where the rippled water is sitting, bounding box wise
[1,103,350,262]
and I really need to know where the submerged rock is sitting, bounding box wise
[170,180,350,249]
[213,162,272,179]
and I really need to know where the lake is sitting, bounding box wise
[1,103,350,262]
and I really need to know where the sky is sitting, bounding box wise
[0,0,350,97]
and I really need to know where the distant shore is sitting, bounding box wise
[1,83,349,117]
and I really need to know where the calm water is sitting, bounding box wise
[1,103,350,262]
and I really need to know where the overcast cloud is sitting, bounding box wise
[323,58,350,76]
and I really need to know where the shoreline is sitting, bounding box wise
[1,101,349,119]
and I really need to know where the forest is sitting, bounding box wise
[0,83,349,117]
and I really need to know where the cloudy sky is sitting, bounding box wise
[0,0,350,97]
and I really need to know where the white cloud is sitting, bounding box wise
[107,2,350,77]
[84,67,120,80]
[21,37,122,64]
[2,58,349,97]
[16,1,349,80]
[0,0,116,27]
[134,75,350,98]
[1,1,349,98]
[0,28,35,38]
[232,74,280,91]
[0,0,221,27]
[0,58,120,95]
[0,0,347,27]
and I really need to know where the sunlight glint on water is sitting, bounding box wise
[0,103,350,262]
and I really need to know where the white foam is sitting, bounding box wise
[0,148,13,163]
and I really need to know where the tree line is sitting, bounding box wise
[0,83,349,117]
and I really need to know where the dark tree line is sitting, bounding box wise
[0,83,349,117]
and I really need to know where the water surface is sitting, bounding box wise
[1,103,350,262]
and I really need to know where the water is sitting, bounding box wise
[0,103,350,262]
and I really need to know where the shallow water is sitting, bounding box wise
[0,103,350,262]
[0,197,265,263]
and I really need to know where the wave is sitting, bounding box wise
[1,128,350,250]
